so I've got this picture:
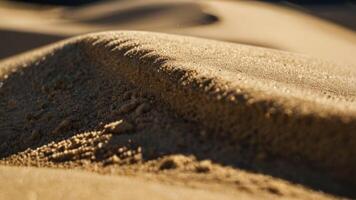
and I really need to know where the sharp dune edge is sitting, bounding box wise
[0,31,355,199]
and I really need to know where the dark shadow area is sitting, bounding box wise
[194,13,219,26]
[0,29,65,60]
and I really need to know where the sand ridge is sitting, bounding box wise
[83,31,356,181]
[0,31,355,198]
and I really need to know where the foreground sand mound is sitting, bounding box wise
[0,31,355,198]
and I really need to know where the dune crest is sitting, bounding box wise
[0,31,355,197]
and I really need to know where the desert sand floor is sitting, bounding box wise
[0,166,249,200]
[0,1,355,200]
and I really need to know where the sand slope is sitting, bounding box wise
[0,31,355,199]
[0,166,244,200]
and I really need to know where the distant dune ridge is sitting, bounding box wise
[1,0,356,66]
[9,0,101,6]
[0,31,355,199]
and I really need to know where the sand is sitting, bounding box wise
[0,166,245,200]
[0,0,356,199]
[1,0,356,66]
[0,31,355,199]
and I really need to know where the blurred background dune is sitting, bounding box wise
[0,0,355,65]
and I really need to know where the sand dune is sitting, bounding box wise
[1,0,355,66]
[62,0,217,27]
[1,0,356,199]
[0,31,355,198]
[172,1,356,66]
